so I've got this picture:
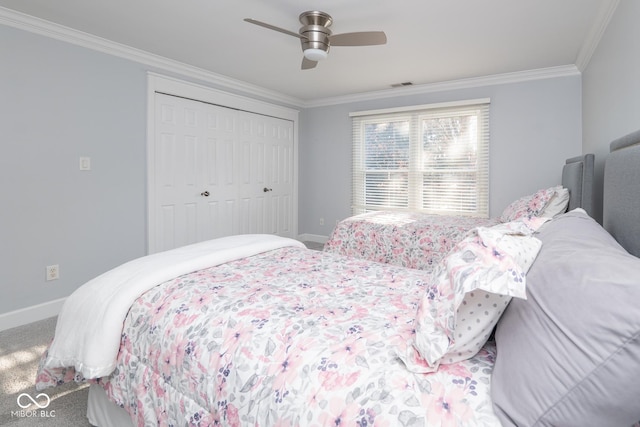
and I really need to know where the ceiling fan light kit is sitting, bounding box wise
[303,48,328,61]
[244,10,387,70]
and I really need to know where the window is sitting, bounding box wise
[351,99,490,217]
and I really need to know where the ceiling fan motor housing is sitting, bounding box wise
[300,25,331,52]
[299,11,332,53]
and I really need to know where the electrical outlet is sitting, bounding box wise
[46,264,59,281]
[319,217,325,226]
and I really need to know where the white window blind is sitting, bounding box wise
[351,100,490,217]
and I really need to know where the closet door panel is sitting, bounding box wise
[154,95,205,250]
[151,93,294,253]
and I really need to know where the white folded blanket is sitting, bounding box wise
[43,234,305,379]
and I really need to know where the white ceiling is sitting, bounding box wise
[0,0,617,105]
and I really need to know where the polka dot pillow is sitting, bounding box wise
[443,290,510,364]
[402,217,548,373]
[500,186,565,222]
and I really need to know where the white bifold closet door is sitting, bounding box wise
[151,93,294,253]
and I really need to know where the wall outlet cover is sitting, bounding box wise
[46,264,59,281]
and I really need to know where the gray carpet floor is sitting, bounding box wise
[0,316,91,426]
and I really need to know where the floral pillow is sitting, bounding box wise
[401,216,548,373]
[500,186,566,222]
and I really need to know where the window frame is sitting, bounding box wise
[351,99,490,218]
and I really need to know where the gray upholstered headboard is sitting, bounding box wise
[603,129,640,257]
[562,153,595,216]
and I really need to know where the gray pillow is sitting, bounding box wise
[491,210,640,426]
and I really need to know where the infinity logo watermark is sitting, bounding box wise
[17,393,51,409]
[11,393,56,418]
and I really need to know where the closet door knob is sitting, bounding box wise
[201,191,210,197]
[263,187,273,192]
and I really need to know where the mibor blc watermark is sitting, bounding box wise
[11,392,56,419]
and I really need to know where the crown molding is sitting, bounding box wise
[1,6,586,110]
[303,65,581,108]
[0,7,305,108]
[575,0,620,71]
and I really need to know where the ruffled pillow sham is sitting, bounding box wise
[402,216,548,373]
[500,186,568,222]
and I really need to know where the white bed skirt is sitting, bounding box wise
[87,384,134,427]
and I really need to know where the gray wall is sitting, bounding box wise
[582,0,640,223]
[1,25,148,314]
[299,76,583,237]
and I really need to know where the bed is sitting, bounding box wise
[34,140,639,426]
[323,154,595,270]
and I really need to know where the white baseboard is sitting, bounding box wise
[297,233,329,244]
[0,298,66,332]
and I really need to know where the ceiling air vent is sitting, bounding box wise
[391,81,413,88]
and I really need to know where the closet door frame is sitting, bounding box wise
[146,73,299,254]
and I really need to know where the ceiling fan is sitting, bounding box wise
[244,11,387,70]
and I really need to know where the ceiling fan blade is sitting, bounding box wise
[329,31,387,46]
[301,57,318,70]
[244,18,305,40]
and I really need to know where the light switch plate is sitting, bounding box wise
[79,157,91,171]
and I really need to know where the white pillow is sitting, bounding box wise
[541,186,570,218]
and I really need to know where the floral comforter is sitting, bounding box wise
[324,211,501,270]
[37,246,502,426]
